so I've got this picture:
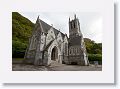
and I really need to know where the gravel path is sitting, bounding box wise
[12,64,102,71]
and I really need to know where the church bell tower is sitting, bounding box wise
[69,14,81,38]
[68,14,89,66]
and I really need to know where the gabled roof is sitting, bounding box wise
[39,19,51,33]
[38,18,65,38]
[57,31,65,40]
[64,34,69,39]
[61,32,65,39]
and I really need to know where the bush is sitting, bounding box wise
[88,54,102,62]
[12,40,27,58]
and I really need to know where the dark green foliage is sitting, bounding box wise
[88,54,102,61]
[84,38,102,64]
[12,12,34,58]
[12,40,27,58]
[88,54,102,65]
[84,38,102,54]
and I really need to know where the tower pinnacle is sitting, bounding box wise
[37,15,39,20]
[74,14,76,19]
[69,17,70,22]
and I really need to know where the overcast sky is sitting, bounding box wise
[19,12,102,43]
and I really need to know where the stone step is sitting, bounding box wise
[49,60,64,67]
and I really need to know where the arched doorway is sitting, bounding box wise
[51,46,58,61]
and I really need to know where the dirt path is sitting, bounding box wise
[12,64,102,71]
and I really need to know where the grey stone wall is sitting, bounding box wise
[68,55,85,65]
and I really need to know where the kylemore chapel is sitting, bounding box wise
[24,15,89,66]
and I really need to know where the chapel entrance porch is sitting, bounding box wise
[51,46,58,61]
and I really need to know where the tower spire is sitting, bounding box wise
[36,15,40,23]
[37,15,39,20]
[69,17,70,22]
[74,14,76,19]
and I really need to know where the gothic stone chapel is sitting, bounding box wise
[24,15,89,66]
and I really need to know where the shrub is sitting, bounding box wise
[12,40,27,58]
[88,54,102,62]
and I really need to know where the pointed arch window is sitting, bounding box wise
[30,36,34,49]
[30,36,37,49]
[69,48,71,55]
[65,43,67,55]
[71,22,72,29]
[74,22,76,28]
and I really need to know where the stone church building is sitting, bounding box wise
[24,15,89,66]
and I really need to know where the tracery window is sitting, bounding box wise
[65,43,67,55]
[69,48,71,55]
[74,22,76,28]
[32,38,37,49]
[30,36,34,49]
[30,36,37,49]
[71,22,72,29]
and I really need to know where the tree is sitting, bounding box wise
[12,12,34,58]
[84,38,102,54]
